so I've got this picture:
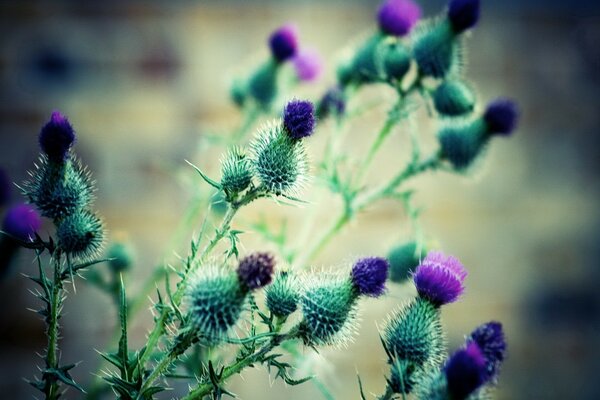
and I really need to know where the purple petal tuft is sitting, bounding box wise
[39,111,76,162]
[2,204,41,242]
[293,48,323,82]
[377,0,421,37]
[283,100,316,140]
[237,252,276,290]
[448,0,480,34]
[445,342,487,399]
[413,251,467,306]
[269,24,299,62]
[484,98,519,136]
[467,321,507,379]
[351,257,389,297]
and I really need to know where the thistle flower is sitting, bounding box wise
[383,297,445,367]
[220,146,253,197]
[388,241,425,283]
[237,252,275,290]
[248,61,278,108]
[317,86,346,119]
[0,168,11,206]
[56,209,104,259]
[39,111,76,163]
[467,321,507,380]
[483,98,519,136]
[377,0,421,37]
[107,241,135,273]
[433,80,476,117]
[351,257,389,297]
[283,100,316,140]
[185,265,247,342]
[448,0,480,34]
[300,276,358,346]
[269,24,299,62]
[445,343,487,400]
[381,41,411,83]
[265,270,300,318]
[413,251,467,306]
[2,204,41,242]
[293,48,323,82]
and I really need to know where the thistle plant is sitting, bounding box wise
[0,0,522,398]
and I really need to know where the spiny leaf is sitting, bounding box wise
[186,160,222,190]
[117,274,129,380]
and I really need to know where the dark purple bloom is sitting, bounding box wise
[413,251,467,306]
[0,168,11,206]
[237,252,275,290]
[467,321,507,379]
[39,111,76,162]
[445,343,487,399]
[269,24,299,62]
[448,0,480,34]
[317,86,346,119]
[484,98,519,136]
[2,204,41,242]
[283,100,316,140]
[293,48,323,82]
[351,257,389,297]
[377,0,421,37]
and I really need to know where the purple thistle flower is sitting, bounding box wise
[0,168,11,207]
[39,111,76,163]
[2,204,41,242]
[484,98,519,136]
[237,252,276,290]
[283,100,316,140]
[351,257,389,297]
[413,251,467,306]
[445,342,487,399]
[467,321,507,379]
[448,0,480,34]
[317,86,346,119]
[377,0,421,37]
[269,24,299,62]
[293,48,323,82]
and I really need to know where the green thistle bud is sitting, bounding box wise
[250,121,308,196]
[248,60,278,109]
[300,275,358,346]
[383,297,445,367]
[23,157,94,221]
[220,146,253,198]
[107,241,135,273]
[230,78,247,108]
[56,209,105,259]
[433,80,476,116]
[352,34,385,84]
[381,41,411,83]
[388,241,426,283]
[412,21,463,79]
[185,265,248,343]
[265,270,300,318]
[437,119,487,171]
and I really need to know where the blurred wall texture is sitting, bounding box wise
[1,1,599,399]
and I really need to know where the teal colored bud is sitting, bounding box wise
[265,271,300,318]
[57,210,105,259]
[383,297,445,367]
[107,241,135,273]
[352,34,385,84]
[382,41,411,83]
[412,21,462,79]
[300,276,358,346]
[185,265,248,342]
[220,146,253,198]
[388,242,426,283]
[337,58,355,87]
[23,157,94,221]
[437,119,487,171]
[433,80,476,116]
[250,121,308,196]
[230,78,247,108]
[248,60,278,109]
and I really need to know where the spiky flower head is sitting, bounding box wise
[445,343,487,400]
[23,157,95,221]
[483,98,519,136]
[39,111,76,163]
[107,241,135,273]
[383,297,445,367]
[351,256,389,297]
[2,204,41,242]
[317,86,346,119]
[300,275,358,346]
[265,270,301,318]
[388,241,426,283]
[185,265,247,342]
[237,252,275,290]
[433,80,476,117]
[412,21,462,79]
[467,321,507,380]
[413,251,467,306]
[56,209,104,259]
[269,24,299,62]
[382,41,411,83]
[220,146,253,197]
[0,168,11,206]
[293,48,323,82]
[283,100,316,140]
[448,0,480,34]
[250,121,308,196]
[377,0,421,37]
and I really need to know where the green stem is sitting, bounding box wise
[294,211,350,268]
[44,253,62,400]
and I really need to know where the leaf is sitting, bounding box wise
[185,160,222,190]
[60,258,114,280]
[117,274,129,380]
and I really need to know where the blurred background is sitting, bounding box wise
[1,0,599,399]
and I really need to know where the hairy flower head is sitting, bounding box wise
[237,252,275,290]
[467,321,507,380]
[39,111,76,163]
[445,342,487,399]
[413,251,467,306]
[283,99,316,140]
[377,0,421,37]
[220,146,253,197]
[56,209,104,259]
[269,24,299,62]
[351,256,389,297]
[265,270,301,318]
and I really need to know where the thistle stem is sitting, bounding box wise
[294,210,350,268]
[43,252,62,400]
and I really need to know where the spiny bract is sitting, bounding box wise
[220,146,253,196]
[265,271,300,318]
[56,209,104,259]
